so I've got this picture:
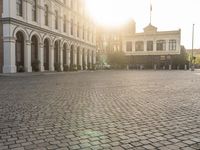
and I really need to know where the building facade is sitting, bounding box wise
[123,23,181,69]
[0,0,96,73]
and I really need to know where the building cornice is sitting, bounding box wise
[0,17,96,49]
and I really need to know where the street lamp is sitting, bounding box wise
[191,24,195,71]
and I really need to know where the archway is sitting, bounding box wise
[44,39,50,70]
[16,31,25,72]
[31,35,39,71]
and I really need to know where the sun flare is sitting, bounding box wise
[85,0,136,27]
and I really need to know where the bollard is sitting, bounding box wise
[163,66,166,70]
[184,65,187,70]
[154,64,157,70]
[169,65,172,70]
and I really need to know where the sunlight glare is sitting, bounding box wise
[85,0,136,27]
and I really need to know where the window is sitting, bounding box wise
[169,40,176,50]
[135,41,144,51]
[126,41,132,52]
[87,29,89,41]
[70,0,73,9]
[55,10,58,29]
[63,15,67,32]
[71,19,73,35]
[156,40,166,51]
[44,5,48,26]
[32,0,37,21]
[16,0,23,16]
[147,41,153,51]
[83,25,85,39]
[63,0,66,5]
[77,22,80,37]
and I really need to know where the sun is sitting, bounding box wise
[85,0,134,27]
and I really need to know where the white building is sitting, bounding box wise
[0,0,96,73]
[122,22,181,69]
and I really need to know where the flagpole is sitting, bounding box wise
[150,0,152,24]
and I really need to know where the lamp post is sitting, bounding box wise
[191,24,195,71]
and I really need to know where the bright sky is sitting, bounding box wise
[86,0,200,49]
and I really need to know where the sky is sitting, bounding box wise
[86,0,200,49]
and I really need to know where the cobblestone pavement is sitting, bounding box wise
[0,70,200,150]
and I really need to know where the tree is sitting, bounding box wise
[107,51,127,69]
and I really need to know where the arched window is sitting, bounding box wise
[16,0,23,16]
[44,5,49,26]
[32,0,37,21]
[55,10,58,29]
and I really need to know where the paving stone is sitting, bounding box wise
[0,71,200,150]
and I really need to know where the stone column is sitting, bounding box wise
[78,48,83,70]
[49,45,55,71]
[93,50,96,65]
[88,49,92,69]
[60,45,64,71]
[3,37,17,73]
[66,49,70,67]
[73,47,77,66]
[84,49,88,70]
[144,41,147,52]
[166,40,169,51]
[24,40,32,72]
[38,43,44,72]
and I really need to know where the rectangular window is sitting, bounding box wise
[44,5,48,26]
[156,40,166,51]
[126,41,132,52]
[55,11,58,29]
[71,19,74,35]
[16,0,23,17]
[169,40,176,50]
[32,0,37,21]
[147,41,153,51]
[63,15,66,32]
[77,22,80,37]
[135,41,144,51]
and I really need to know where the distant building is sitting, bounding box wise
[123,22,181,69]
[97,20,182,69]
[0,0,96,73]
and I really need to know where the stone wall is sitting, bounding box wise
[0,0,3,73]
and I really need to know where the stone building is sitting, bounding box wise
[123,22,181,69]
[0,0,96,73]
[96,20,181,69]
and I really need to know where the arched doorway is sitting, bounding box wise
[44,39,49,70]
[16,31,25,72]
[54,41,59,71]
[31,35,39,71]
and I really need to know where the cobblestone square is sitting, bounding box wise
[0,70,200,150]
